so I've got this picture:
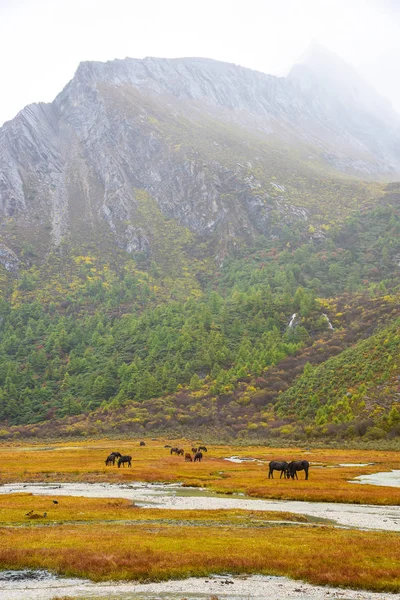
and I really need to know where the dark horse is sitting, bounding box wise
[198,446,207,452]
[105,452,122,466]
[268,460,289,479]
[194,451,203,462]
[140,441,146,446]
[170,447,184,456]
[287,460,309,480]
[118,455,132,468]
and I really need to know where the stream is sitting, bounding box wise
[0,570,397,600]
[353,470,400,487]
[0,480,399,531]
[0,477,399,599]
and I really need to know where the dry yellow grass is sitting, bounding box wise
[0,521,398,592]
[0,439,398,504]
[0,493,311,525]
[0,440,398,592]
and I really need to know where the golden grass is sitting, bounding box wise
[0,494,312,525]
[0,440,398,592]
[0,521,398,592]
[0,439,398,505]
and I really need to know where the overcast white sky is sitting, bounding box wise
[1,0,400,126]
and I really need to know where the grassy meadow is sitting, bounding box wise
[0,439,399,592]
[0,439,398,504]
[0,494,313,526]
[0,519,399,592]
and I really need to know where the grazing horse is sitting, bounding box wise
[170,447,184,456]
[105,454,115,466]
[140,441,146,446]
[191,447,198,453]
[185,453,193,462]
[287,460,309,480]
[198,446,207,452]
[118,455,132,468]
[268,460,289,479]
[194,451,203,462]
[105,452,122,466]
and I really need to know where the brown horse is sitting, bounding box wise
[194,451,203,462]
[185,453,193,462]
[170,447,184,456]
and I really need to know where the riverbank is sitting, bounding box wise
[0,441,399,505]
[0,481,399,531]
[0,440,398,595]
[1,572,398,600]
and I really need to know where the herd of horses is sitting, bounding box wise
[168,445,207,462]
[104,446,309,479]
[268,459,309,480]
[105,451,132,468]
[104,443,208,468]
[105,441,147,467]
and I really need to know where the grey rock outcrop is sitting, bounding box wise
[0,49,398,259]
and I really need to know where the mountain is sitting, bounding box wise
[289,43,400,173]
[0,50,397,269]
[0,50,399,443]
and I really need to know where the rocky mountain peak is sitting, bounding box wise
[1,53,400,266]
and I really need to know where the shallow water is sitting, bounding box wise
[1,480,399,599]
[352,470,400,487]
[339,463,373,467]
[0,569,58,582]
[1,481,399,531]
[224,456,264,463]
[0,571,396,600]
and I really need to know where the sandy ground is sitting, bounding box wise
[0,481,399,531]
[0,573,398,600]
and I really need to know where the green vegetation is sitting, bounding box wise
[0,186,399,441]
[276,320,400,439]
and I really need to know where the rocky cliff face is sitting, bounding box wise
[0,49,397,263]
[57,53,400,173]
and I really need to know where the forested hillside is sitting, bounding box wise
[1,54,400,443]
[0,186,399,442]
